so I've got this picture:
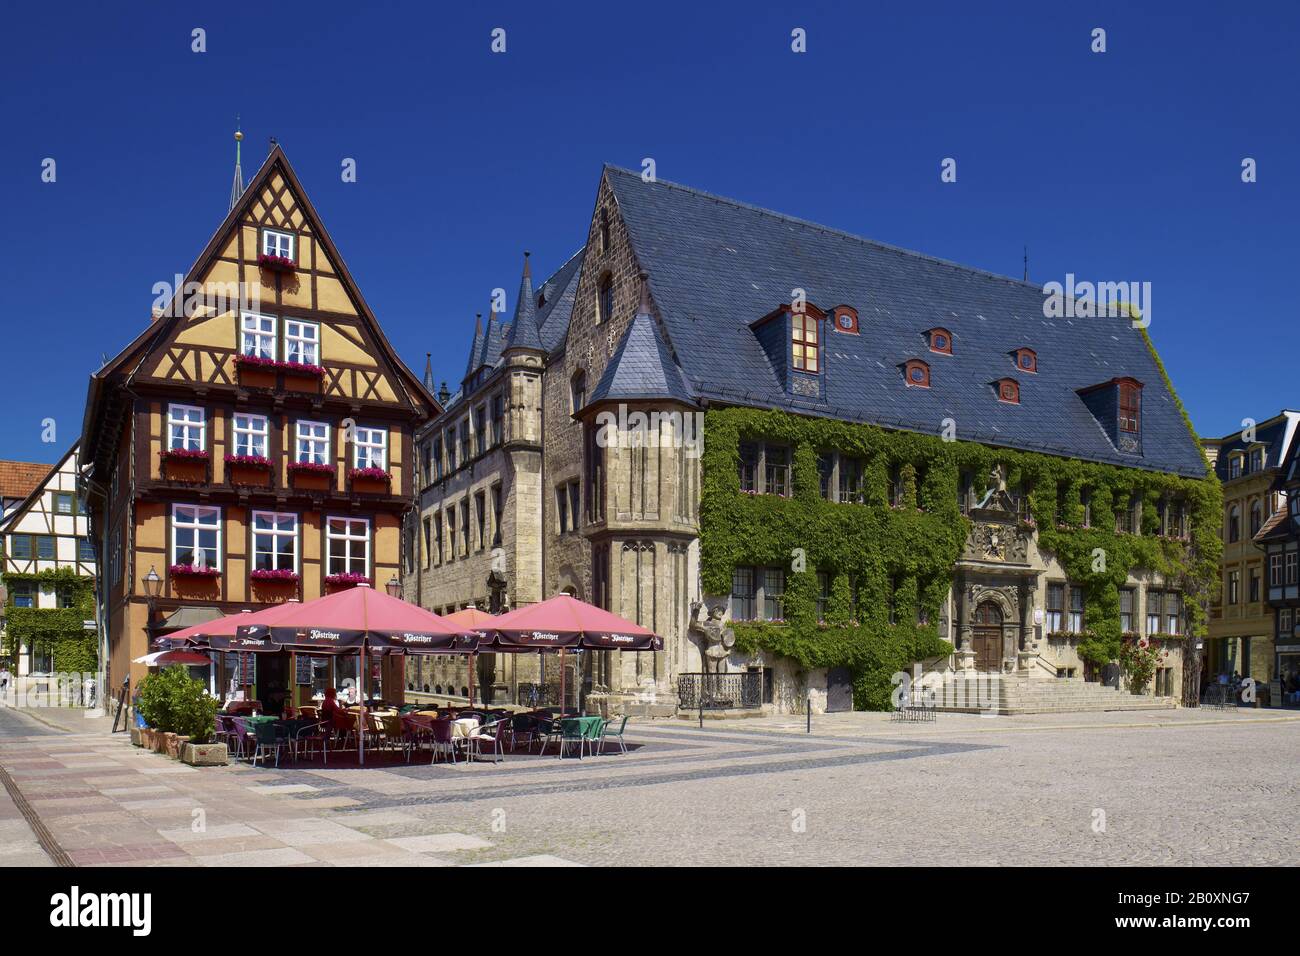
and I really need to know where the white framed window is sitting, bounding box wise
[326,516,370,577]
[167,404,205,451]
[172,504,221,570]
[252,511,297,572]
[241,312,277,360]
[262,229,295,261]
[233,413,269,458]
[296,420,329,464]
[284,319,320,366]
[353,427,387,470]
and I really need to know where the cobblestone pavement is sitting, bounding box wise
[0,705,1296,866]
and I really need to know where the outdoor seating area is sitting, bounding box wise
[213,703,634,767]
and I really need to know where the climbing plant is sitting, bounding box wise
[699,407,1221,710]
[2,568,98,673]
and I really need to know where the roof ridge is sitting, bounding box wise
[603,164,1047,294]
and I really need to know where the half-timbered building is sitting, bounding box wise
[79,145,438,706]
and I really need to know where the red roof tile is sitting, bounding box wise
[0,460,53,500]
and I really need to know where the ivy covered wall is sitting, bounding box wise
[2,569,98,673]
[699,406,1221,710]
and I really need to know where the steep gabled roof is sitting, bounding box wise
[0,444,76,532]
[0,460,54,503]
[1204,410,1300,484]
[603,165,1206,477]
[502,253,544,353]
[590,280,695,407]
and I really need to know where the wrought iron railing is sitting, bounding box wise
[677,671,763,711]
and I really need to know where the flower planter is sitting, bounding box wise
[236,359,278,390]
[227,461,273,488]
[257,253,296,273]
[130,727,144,747]
[181,742,228,766]
[164,733,190,759]
[151,731,170,754]
[170,564,220,579]
[251,569,300,583]
[289,470,332,492]
[324,573,370,590]
[162,454,208,484]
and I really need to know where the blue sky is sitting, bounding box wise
[0,0,1295,463]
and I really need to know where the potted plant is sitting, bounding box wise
[348,466,391,493]
[169,563,220,579]
[324,572,370,589]
[137,666,223,764]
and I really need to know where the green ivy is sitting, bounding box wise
[700,407,1222,709]
[2,569,97,673]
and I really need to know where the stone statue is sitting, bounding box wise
[690,602,735,673]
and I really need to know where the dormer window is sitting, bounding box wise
[903,359,930,388]
[995,378,1020,404]
[927,328,953,355]
[831,305,859,334]
[1119,380,1140,432]
[596,273,614,325]
[262,229,295,262]
[792,312,820,372]
[1013,347,1037,373]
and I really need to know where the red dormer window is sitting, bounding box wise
[903,359,931,388]
[927,328,953,354]
[831,305,859,334]
[1013,347,1037,373]
[1119,379,1141,432]
[995,378,1020,404]
[792,311,820,372]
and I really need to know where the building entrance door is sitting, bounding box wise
[972,601,1004,672]
[826,667,853,712]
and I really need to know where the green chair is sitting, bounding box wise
[556,717,592,759]
[599,715,630,754]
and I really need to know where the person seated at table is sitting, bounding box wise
[320,687,343,723]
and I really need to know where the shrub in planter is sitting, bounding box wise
[136,666,219,744]
[164,733,190,759]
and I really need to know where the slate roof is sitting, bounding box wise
[603,166,1207,477]
[589,305,696,406]
[1204,411,1300,484]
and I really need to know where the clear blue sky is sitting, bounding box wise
[0,0,1295,463]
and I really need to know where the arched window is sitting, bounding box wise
[570,370,587,415]
[927,328,953,354]
[1250,500,1263,537]
[995,378,1020,404]
[597,274,614,325]
[1228,505,1240,543]
[1013,347,1037,373]
[903,359,930,388]
[1118,381,1140,432]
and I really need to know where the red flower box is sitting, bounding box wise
[235,354,324,377]
[235,353,279,371]
[288,461,334,475]
[251,568,300,582]
[161,447,210,462]
[281,361,324,377]
[348,467,391,482]
[324,573,370,588]
[257,253,296,272]
[170,564,220,578]
[224,454,272,469]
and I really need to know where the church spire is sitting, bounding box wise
[228,119,245,212]
[503,251,544,353]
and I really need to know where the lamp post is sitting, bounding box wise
[385,575,401,598]
[141,567,162,645]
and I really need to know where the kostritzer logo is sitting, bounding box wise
[49,886,151,936]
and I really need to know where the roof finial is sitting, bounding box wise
[638,271,652,314]
[522,250,531,278]
[1023,245,1029,282]
[228,117,245,212]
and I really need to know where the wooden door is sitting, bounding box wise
[972,601,1003,672]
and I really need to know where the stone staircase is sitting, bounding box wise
[932,674,1177,716]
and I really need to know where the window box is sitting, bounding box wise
[251,568,300,583]
[281,361,324,378]
[169,564,220,578]
[162,447,210,462]
[324,572,369,588]
[288,461,334,476]
[224,454,272,469]
[235,353,280,371]
[348,467,391,483]
[257,253,296,273]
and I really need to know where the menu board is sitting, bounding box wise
[295,655,313,686]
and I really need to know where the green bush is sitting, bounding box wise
[135,667,217,742]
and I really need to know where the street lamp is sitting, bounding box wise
[142,566,162,600]
[385,575,402,599]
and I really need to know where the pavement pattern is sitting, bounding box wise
[0,704,1296,866]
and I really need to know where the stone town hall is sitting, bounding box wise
[404,167,1211,716]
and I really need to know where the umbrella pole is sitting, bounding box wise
[358,641,366,767]
[560,648,566,715]
[468,652,476,706]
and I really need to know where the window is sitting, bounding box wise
[284,319,319,366]
[570,371,587,415]
[9,536,30,560]
[1270,553,1283,587]
[1288,549,1299,586]
[816,571,831,622]
[817,452,833,500]
[764,445,790,497]
[996,378,1020,404]
[1067,585,1084,632]
[432,436,444,481]
[731,568,756,621]
[172,504,220,570]
[831,305,859,334]
[738,442,758,493]
[233,413,269,458]
[928,328,953,354]
[36,536,55,559]
[1227,570,1240,605]
[241,312,277,360]
[474,492,486,550]
[326,516,370,577]
[78,537,95,561]
[252,512,297,572]
[353,427,387,471]
[1228,455,1242,480]
[1118,382,1140,432]
[296,420,329,465]
[1014,347,1037,373]
[598,208,610,254]
[1250,568,1261,604]
[460,501,470,556]
[1146,591,1163,636]
[839,456,863,504]
[568,481,580,532]
[556,486,569,534]
[1165,591,1182,635]
[1116,495,1137,534]
[1280,608,1293,641]
[491,484,503,548]
[458,421,470,465]
[888,463,902,507]
[167,404,205,451]
[1250,500,1263,537]
[959,470,974,515]
[791,314,819,372]
[10,583,34,608]
[597,274,614,325]
[1119,588,1135,633]
[474,406,487,456]
[262,229,294,261]
[1227,505,1240,543]
[903,359,930,388]
[491,394,504,448]
[55,492,74,515]
[1081,487,1092,528]
[1249,448,1264,472]
[434,512,444,565]
[762,568,785,621]
[445,427,458,471]
[421,517,432,569]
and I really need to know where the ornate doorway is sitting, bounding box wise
[972,601,1004,672]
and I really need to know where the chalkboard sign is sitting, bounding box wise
[296,655,313,686]
[240,653,255,686]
